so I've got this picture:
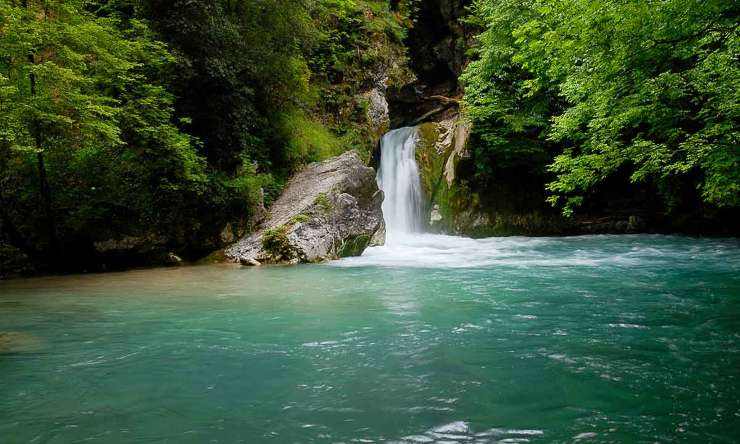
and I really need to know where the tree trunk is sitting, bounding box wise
[28,51,59,263]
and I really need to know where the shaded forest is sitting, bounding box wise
[1,0,737,276]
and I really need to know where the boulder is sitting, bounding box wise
[225,151,384,264]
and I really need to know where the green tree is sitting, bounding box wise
[460,0,560,185]
[142,0,316,173]
[0,0,213,267]
[463,0,739,216]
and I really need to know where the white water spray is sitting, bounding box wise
[335,125,506,268]
[376,127,425,242]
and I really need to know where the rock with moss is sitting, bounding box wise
[363,87,391,144]
[225,151,384,265]
[414,116,583,236]
[414,116,477,232]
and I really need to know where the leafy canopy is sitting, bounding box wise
[462,0,739,215]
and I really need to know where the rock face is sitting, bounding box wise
[363,87,391,143]
[414,116,657,237]
[414,116,478,233]
[225,151,384,265]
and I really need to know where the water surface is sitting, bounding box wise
[1,235,739,443]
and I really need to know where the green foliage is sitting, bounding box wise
[261,225,294,261]
[314,192,333,214]
[336,234,371,257]
[289,214,311,225]
[0,0,410,271]
[308,0,412,159]
[277,111,345,167]
[0,0,226,265]
[463,0,739,215]
[142,0,316,172]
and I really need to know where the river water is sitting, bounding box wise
[1,235,739,443]
[1,131,739,442]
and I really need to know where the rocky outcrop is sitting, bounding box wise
[415,119,564,236]
[363,87,391,144]
[413,117,661,237]
[414,116,478,233]
[388,0,472,127]
[405,0,472,92]
[225,151,384,265]
[414,117,570,236]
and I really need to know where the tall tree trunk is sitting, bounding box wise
[28,51,59,263]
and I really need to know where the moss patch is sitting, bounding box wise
[196,249,227,264]
[289,213,311,225]
[414,123,445,201]
[314,193,333,215]
[261,225,295,261]
[336,234,372,258]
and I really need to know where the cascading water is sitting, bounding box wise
[336,125,498,268]
[376,127,425,242]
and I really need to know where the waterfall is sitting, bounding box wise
[377,127,425,242]
[335,127,490,268]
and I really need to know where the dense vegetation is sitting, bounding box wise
[462,0,738,217]
[0,0,408,273]
[1,0,738,275]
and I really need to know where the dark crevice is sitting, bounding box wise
[388,0,473,128]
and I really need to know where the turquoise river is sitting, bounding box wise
[1,234,739,443]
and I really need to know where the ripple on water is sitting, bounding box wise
[390,422,545,444]
[0,235,738,443]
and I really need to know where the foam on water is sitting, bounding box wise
[335,233,736,268]
[343,125,603,268]
[338,128,738,270]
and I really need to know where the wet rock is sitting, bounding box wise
[225,151,384,265]
[239,257,261,267]
[627,215,645,232]
[369,220,386,247]
[414,116,476,232]
[165,252,183,265]
[430,204,443,223]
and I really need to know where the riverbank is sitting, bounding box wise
[4,229,739,281]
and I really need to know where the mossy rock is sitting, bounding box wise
[336,234,372,258]
[412,120,473,231]
[261,225,296,261]
[197,249,227,264]
[414,122,447,201]
[314,193,333,215]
